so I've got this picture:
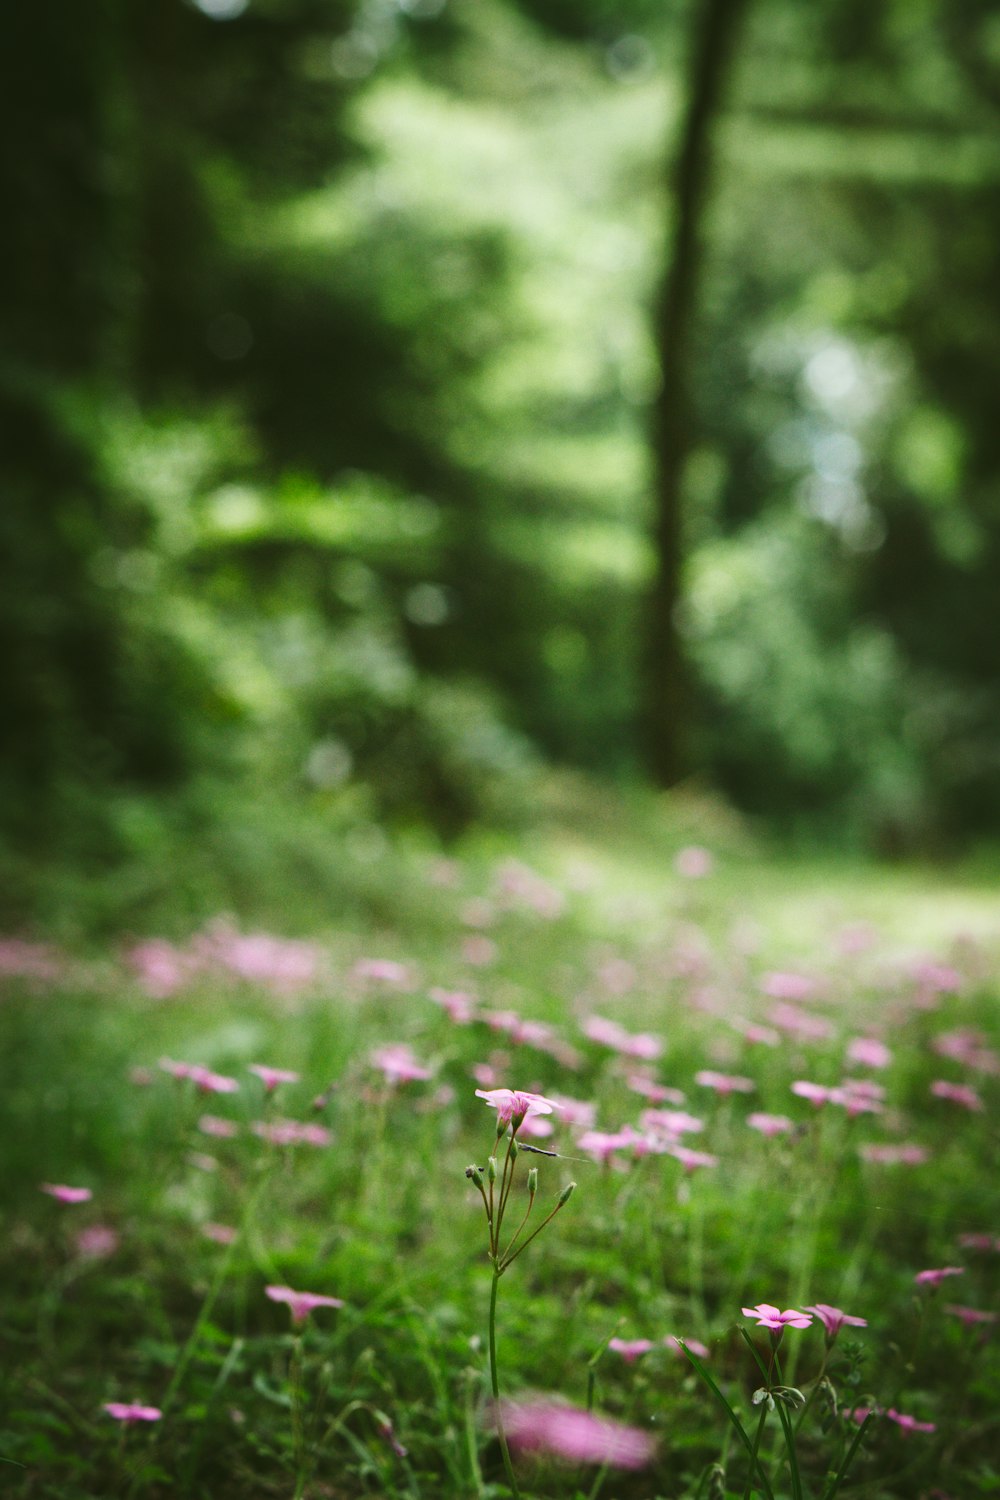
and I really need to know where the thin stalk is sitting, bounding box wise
[821,1412,873,1500]
[774,1397,802,1500]
[489,1270,521,1499]
[743,1405,769,1500]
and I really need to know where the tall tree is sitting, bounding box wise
[643,0,749,785]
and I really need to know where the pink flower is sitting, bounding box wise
[582,1017,663,1060]
[202,1222,238,1245]
[252,1119,333,1147]
[930,1080,983,1111]
[549,1095,597,1130]
[75,1225,120,1258]
[763,972,816,1001]
[428,987,476,1024]
[791,1080,834,1107]
[191,1066,239,1095]
[371,1044,432,1085]
[641,1108,705,1138]
[608,1338,655,1363]
[675,846,713,879]
[915,1267,964,1287]
[860,1143,928,1165]
[353,957,413,987]
[104,1402,162,1423]
[41,1184,92,1204]
[742,1304,813,1331]
[518,1113,555,1140]
[265,1285,345,1325]
[804,1304,867,1339]
[770,1003,832,1040]
[669,1145,719,1173]
[741,1024,781,1047]
[198,1114,240,1139]
[958,1232,1000,1252]
[847,1038,892,1069]
[944,1304,996,1326]
[845,1404,880,1424]
[462,935,498,967]
[497,1398,657,1469]
[577,1128,641,1165]
[747,1112,795,1138]
[886,1408,936,1434]
[695,1070,754,1096]
[475,1088,560,1131]
[249,1064,301,1092]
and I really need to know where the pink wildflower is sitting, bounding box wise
[860,1143,929,1165]
[41,1184,92,1204]
[641,1108,705,1138]
[75,1225,119,1259]
[886,1408,936,1434]
[747,1112,795,1138]
[577,1127,640,1165]
[695,1070,755,1096]
[251,1119,333,1147]
[428,987,476,1024]
[353,957,413,987]
[930,1080,983,1111]
[770,1003,832,1040]
[847,1038,891,1069]
[915,1267,964,1287]
[104,1402,162,1423]
[127,939,191,998]
[958,1232,1000,1252]
[265,1285,345,1325]
[792,1080,834,1107]
[804,1304,867,1339]
[608,1338,655,1363]
[741,1024,781,1047]
[475,1088,560,1131]
[675,846,713,879]
[249,1064,301,1092]
[669,1145,719,1173]
[742,1304,813,1331]
[763,972,816,1001]
[582,1017,663,1060]
[626,1073,685,1104]
[198,1115,240,1139]
[371,1044,432,1085]
[202,1222,238,1245]
[944,1304,996,1326]
[462,935,498,967]
[549,1095,597,1130]
[189,1066,239,1095]
[519,1113,555,1140]
[497,1398,657,1469]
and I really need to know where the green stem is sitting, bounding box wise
[489,1270,521,1500]
[774,1396,802,1500]
[743,1403,769,1500]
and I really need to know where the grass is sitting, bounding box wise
[2,788,999,1498]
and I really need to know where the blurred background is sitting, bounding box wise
[4,0,1000,925]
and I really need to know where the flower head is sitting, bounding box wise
[695,1070,755,1096]
[944,1304,997,1326]
[747,1112,795,1138]
[249,1064,301,1092]
[886,1408,936,1434]
[608,1337,655,1363]
[804,1303,867,1340]
[265,1285,345,1325]
[475,1088,560,1133]
[104,1402,162,1423]
[742,1303,813,1331]
[915,1266,964,1287]
[41,1183,92,1204]
[496,1398,656,1469]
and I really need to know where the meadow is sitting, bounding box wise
[4,798,999,1499]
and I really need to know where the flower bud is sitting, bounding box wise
[557,1181,577,1207]
[487,1156,498,1184]
[527,1167,538,1197]
[465,1164,485,1190]
[510,1138,519,1159]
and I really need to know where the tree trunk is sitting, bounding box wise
[643,0,749,786]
